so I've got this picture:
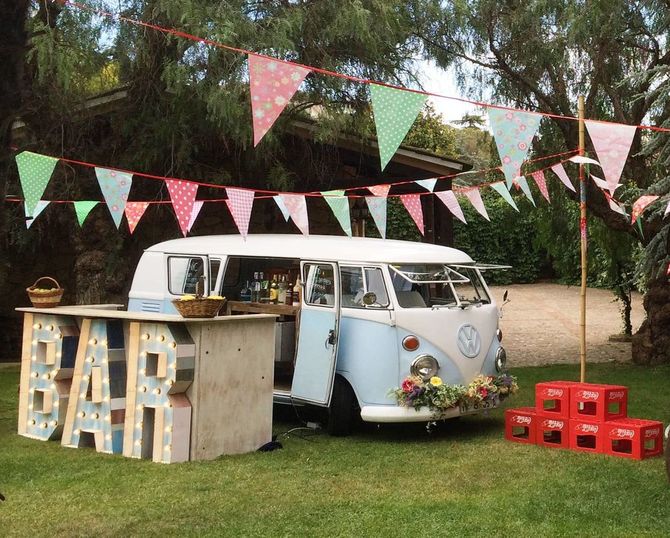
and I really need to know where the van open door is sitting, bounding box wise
[291,261,340,406]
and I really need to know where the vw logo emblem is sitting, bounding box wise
[457,324,481,358]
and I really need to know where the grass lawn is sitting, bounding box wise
[1,362,669,537]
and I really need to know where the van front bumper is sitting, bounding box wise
[360,401,497,423]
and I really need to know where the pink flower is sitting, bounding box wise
[480,387,488,398]
[401,379,415,393]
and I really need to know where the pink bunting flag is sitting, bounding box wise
[367,184,391,198]
[603,190,627,216]
[280,194,309,235]
[249,55,310,146]
[531,170,550,203]
[631,195,659,224]
[124,202,150,234]
[435,191,466,224]
[665,199,670,217]
[585,120,637,193]
[225,188,255,239]
[400,194,424,235]
[550,163,576,192]
[463,188,490,221]
[188,200,204,232]
[165,179,198,237]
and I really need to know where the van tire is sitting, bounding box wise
[327,376,359,437]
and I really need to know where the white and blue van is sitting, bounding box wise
[128,234,507,435]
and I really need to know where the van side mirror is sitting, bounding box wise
[362,292,377,306]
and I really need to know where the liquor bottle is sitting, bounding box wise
[269,275,279,303]
[292,278,301,305]
[251,272,260,302]
[285,281,293,305]
[240,280,251,302]
[260,272,268,300]
[277,274,287,304]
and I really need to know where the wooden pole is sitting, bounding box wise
[578,95,587,382]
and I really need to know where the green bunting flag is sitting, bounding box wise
[321,189,352,237]
[16,151,59,217]
[516,177,536,206]
[490,183,519,212]
[74,201,99,226]
[370,84,427,171]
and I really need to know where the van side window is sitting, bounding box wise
[210,258,221,294]
[340,266,389,308]
[304,264,335,306]
[168,257,204,295]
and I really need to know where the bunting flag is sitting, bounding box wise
[367,184,391,198]
[488,108,542,189]
[248,55,310,146]
[226,188,255,239]
[665,199,670,217]
[490,182,519,211]
[415,178,438,192]
[370,84,427,171]
[321,190,352,237]
[165,179,199,237]
[365,196,388,239]
[531,170,550,203]
[124,202,150,234]
[631,195,659,224]
[16,151,59,217]
[463,188,490,221]
[280,194,309,235]
[591,174,622,192]
[603,191,627,216]
[515,176,536,206]
[585,120,636,193]
[74,201,98,227]
[187,200,204,232]
[550,163,576,192]
[400,194,424,235]
[568,155,601,167]
[95,167,133,228]
[435,191,466,224]
[25,200,50,229]
[273,195,291,222]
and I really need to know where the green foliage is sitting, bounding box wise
[384,197,421,241]
[403,103,457,156]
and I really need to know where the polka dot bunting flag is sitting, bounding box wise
[321,190,352,237]
[488,108,542,189]
[187,200,204,233]
[400,194,424,235]
[165,179,198,237]
[585,120,637,193]
[531,170,551,203]
[280,194,309,235]
[365,196,387,239]
[463,188,490,221]
[124,202,150,234]
[15,151,59,217]
[435,191,466,224]
[225,188,255,239]
[249,55,310,147]
[370,84,427,171]
[367,184,391,198]
[550,163,576,192]
[95,167,133,228]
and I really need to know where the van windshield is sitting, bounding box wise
[390,264,490,308]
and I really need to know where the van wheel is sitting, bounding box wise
[327,377,359,437]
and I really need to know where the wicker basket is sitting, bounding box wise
[26,276,64,308]
[172,298,226,318]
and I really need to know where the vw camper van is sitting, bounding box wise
[127,234,507,435]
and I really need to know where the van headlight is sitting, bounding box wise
[410,355,439,380]
[495,347,507,372]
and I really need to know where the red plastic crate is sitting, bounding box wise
[568,419,604,454]
[604,418,663,460]
[535,381,579,419]
[569,383,628,422]
[504,407,537,444]
[536,415,569,449]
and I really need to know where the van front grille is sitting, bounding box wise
[140,302,161,313]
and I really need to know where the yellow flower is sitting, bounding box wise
[430,376,443,387]
[180,295,196,301]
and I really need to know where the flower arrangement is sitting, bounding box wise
[390,373,518,417]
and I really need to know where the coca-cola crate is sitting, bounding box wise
[536,414,569,449]
[569,383,628,422]
[568,419,604,454]
[604,418,663,460]
[535,381,579,419]
[504,407,537,445]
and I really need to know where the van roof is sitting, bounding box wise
[146,234,474,265]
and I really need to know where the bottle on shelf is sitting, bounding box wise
[292,278,301,305]
[240,279,251,302]
[259,272,268,300]
[251,272,260,302]
[269,275,279,304]
[285,280,293,305]
[277,274,287,304]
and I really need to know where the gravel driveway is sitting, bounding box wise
[490,283,644,367]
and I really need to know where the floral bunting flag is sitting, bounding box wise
[585,120,636,193]
[463,188,490,221]
[124,202,150,234]
[280,194,309,235]
[365,196,387,239]
[415,178,438,192]
[187,200,204,233]
[273,195,291,222]
[515,176,535,206]
[367,184,391,198]
[248,55,310,147]
[400,194,424,235]
[95,167,133,228]
[631,195,659,224]
[73,201,98,227]
[488,108,542,189]
[25,200,50,229]
[225,188,255,239]
[370,84,427,171]
[165,179,199,237]
[321,189,352,237]
[16,151,59,217]
[531,170,550,203]
[550,163,576,192]
[435,191,466,224]
[490,182,519,212]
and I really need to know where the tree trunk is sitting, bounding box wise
[632,276,670,365]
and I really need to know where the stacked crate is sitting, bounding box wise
[505,381,664,460]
